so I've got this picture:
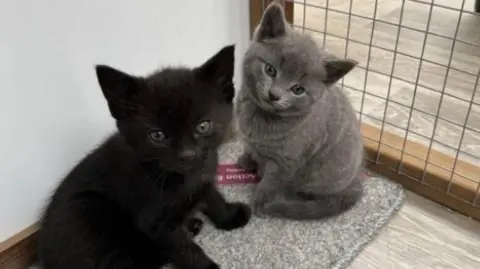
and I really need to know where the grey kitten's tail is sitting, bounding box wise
[263,179,364,220]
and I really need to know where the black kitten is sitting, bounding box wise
[37,45,251,269]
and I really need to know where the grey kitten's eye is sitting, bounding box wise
[290,85,306,95]
[264,63,277,77]
[148,130,165,143]
[196,120,213,135]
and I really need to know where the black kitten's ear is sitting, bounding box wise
[197,45,235,102]
[95,65,143,120]
[254,1,288,41]
[324,59,358,85]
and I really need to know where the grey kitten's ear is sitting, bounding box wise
[254,2,288,41]
[95,65,143,120]
[324,59,358,84]
[197,45,235,102]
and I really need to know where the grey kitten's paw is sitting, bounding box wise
[252,201,271,219]
[236,152,258,173]
[252,187,271,217]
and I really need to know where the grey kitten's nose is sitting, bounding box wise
[268,91,280,101]
[178,149,196,161]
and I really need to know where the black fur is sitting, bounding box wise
[37,45,251,269]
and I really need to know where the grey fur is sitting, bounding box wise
[234,2,364,220]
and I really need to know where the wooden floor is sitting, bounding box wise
[351,190,480,269]
[287,1,480,268]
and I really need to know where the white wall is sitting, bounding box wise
[0,0,250,242]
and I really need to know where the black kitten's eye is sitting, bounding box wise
[290,85,306,95]
[148,130,165,143]
[264,63,277,78]
[196,120,213,135]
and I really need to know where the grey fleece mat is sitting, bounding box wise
[188,140,405,269]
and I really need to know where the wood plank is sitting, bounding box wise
[0,224,38,269]
[362,123,480,220]
[351,190,480,269]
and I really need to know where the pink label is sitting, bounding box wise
[215,164,369,185]
[216,164,260,185]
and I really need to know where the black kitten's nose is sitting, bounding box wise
[268,91,280,101]
[178,149,196,161]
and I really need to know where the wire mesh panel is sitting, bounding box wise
[252,0,480,217]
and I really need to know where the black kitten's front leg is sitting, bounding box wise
[253,160,292,217]
[136,205,217,269]
[167,228,219,269]
[201,183,251,231]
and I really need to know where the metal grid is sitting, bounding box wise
[260,0,480,207]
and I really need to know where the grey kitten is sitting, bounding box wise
[234,2,364,220]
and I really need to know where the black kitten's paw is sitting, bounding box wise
[236,153,257,173]
[186,217,203,236]
[216,202,251,230]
